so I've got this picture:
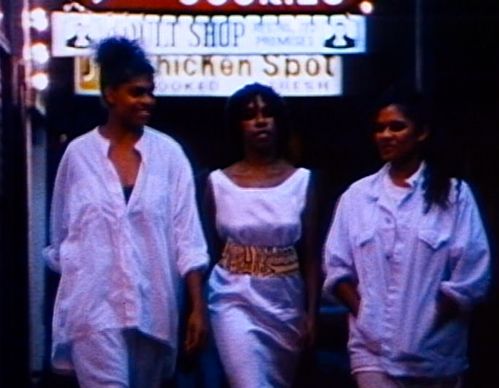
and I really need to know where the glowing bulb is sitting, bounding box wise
[30,8,49,31]
[31,72,49,91]
[31,43,50,65]
[359,1,374,15]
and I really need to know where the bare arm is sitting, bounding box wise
[300,173,321,346]
[184,269,208,355]
[202,177,223,270]
[334,280,360,317]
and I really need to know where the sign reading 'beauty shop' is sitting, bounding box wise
[52,12,366,56]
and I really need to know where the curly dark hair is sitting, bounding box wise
[373,91,457,212]
[95,36,154,94]
[223,83,291,164]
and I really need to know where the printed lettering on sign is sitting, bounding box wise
[52,12,366,56]
[75,55,342,96]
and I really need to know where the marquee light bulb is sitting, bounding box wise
[31,43,50,65]
[30,8,49,31]
[359,1,374,14]
[31,72,49,91]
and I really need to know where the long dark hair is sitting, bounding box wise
[95,36,154,97]
[374,91,456,212]
[223,83,291,164]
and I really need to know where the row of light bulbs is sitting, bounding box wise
[24,7,50,91]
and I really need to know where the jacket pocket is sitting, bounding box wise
[355,229,375,248]
[417,229,450,250]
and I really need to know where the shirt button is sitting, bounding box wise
[385,217,391,224]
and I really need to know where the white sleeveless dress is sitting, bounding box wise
[207,168,311,388]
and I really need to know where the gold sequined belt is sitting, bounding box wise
[218,241,299,276]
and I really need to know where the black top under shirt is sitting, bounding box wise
[123,185,134,203]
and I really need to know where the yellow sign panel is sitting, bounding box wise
[75,54,342,96]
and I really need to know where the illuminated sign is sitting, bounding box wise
[78,0,360,13]
[75,54,342,96]
[52,12,366,56]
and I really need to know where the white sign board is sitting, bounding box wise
[75,54,342,96]
[52,12,366,56]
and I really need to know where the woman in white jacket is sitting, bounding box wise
[45,37,209,387]
[323,92,490,388]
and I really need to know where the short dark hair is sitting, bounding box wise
[95,36,154,94]
[224,83,290,163]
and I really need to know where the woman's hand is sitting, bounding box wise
[184,270,208,355]
[434,293,461,329]
[184,306,208,355]
[334,280,360,318]
[301,313,317,348]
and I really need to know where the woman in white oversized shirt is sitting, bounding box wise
[44,37,209,387]
[323,92,490,387]
[205,83,320,387]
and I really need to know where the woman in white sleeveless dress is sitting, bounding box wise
[205,83,320,388]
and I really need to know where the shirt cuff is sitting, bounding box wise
[322,271,354,296]
[177,252,209,277]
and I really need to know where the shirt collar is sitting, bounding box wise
[92,126,149,163]
[93,126,110,156]
[403,160,425,189]
[134,128,148,163]
[367,161,426,201]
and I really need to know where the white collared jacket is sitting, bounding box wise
[323,163,490,377]
[44,127,209,373]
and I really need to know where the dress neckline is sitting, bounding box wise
[217,168,304,190]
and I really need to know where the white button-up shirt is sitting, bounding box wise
[323,163,490,377]
[44,127,209,372]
